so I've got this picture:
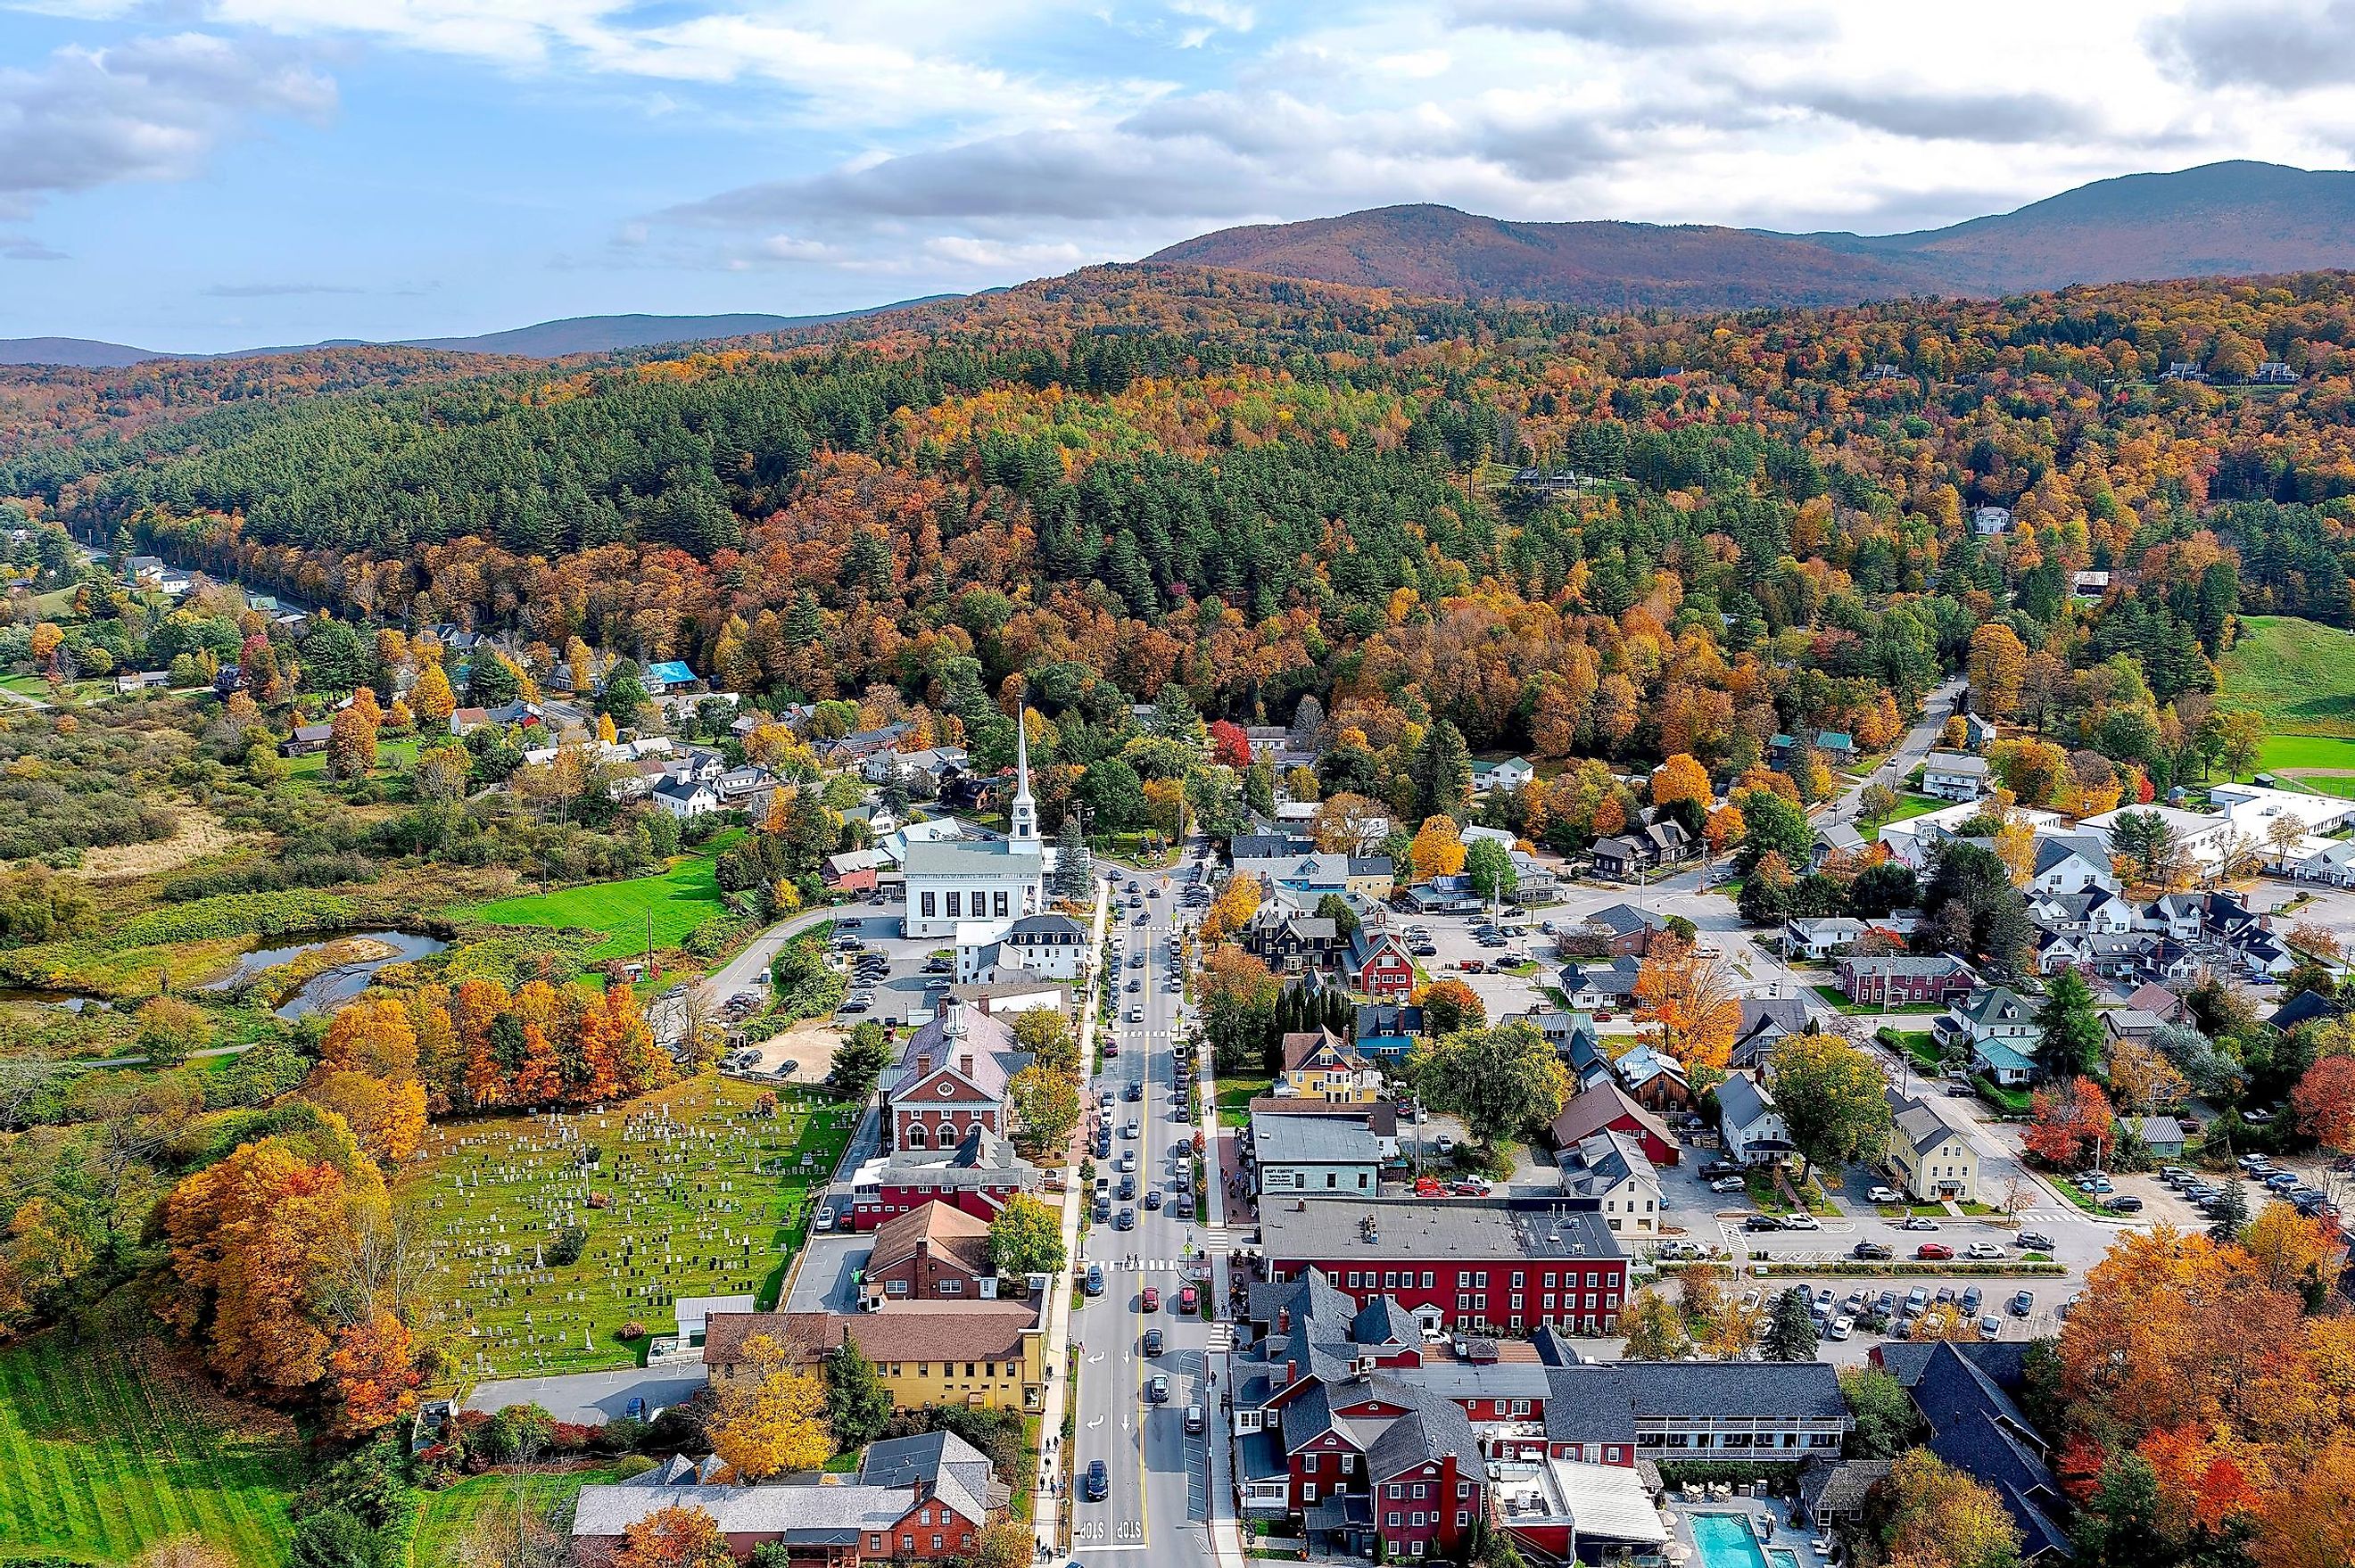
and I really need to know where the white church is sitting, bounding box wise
[900,715,1051,939]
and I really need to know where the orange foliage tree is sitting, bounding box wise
[1631,936,1740,1077]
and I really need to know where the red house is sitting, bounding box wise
[1545,1081,1680,1168]
[1259,1197,1629,1337]
[886,1002,1020,1152]
[1837,953,1977,1007]
[1347,928,1417,998]
[845,1126,1040,1233]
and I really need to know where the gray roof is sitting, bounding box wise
[574,1481,906,1542]
[1260,1197,1624,1266]
[1251,1114,1380,1166]
[858,1430,996,1524]
[1586,904,1668,938]
[904,838,1041,876]
[1905,1342,2072,1560]
[1925,752,1989,778]
[1841,954,1972,978]
[1557,1130,1655,1199]
[1715,1072,1776,1131]
[1587,1360,1847,1422]
[1888,1092,1962,1157]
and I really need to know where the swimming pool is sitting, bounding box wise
[1690,1513,1772,1568]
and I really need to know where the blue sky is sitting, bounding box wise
[3,0,2351,353]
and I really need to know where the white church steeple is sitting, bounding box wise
[1008,708,1039,854]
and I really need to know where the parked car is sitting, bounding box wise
[1915,1242,1955,1260]
[1708,1176,1747,1193]
[1905,1286,1930,1316]
[1744,1215,1784,1233]
[1141,1287,1160,1312]
[1827,1315,1854,1341]
[1978,1315,2004,1341]
[1901,1216,1941,1232]
[1868,1186,1902,1204]
[2104,1194,2144,1213]
[2016,1231,2055,1251]
[1781,1213,1821,1230]
[1178,1285,1199,1313]
[1964,1242,2006,1260]
[1852,1241,1893,1261]
[1086,1265,1104,1296]
[1185,1404,1206,1434]
[2010,1290,2035,1317]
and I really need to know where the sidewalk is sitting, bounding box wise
[1032,875,1110,1558]
[1197,970,1244,1568]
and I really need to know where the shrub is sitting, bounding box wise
[546,1224,588,1267]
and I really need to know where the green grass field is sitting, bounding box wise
[0,1330,300,1567]
[284,733,426,782]
[2221,616,2355,736]
[407,1076,855,1380]
[411,1464,624,1568]
[459,849,732,961]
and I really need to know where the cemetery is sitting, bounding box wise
[405,1077,855,1378]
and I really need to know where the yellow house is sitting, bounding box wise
[709,1303,1047,1413]
[1887,1092,1979,1203]
[1278,1028,1384,1104]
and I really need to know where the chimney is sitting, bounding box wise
[917,1052,933,1077]
[959,1053,974,1077]
[1284,1358,1296,1387]
[1277,1307,1291,1333]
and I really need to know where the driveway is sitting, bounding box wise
[464,1366,708,1424]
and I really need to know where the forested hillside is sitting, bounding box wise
[7,264,2355,803]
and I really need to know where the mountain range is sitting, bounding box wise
[10,161,2355,367]
[0,299,958,370]
[1148,160,2355,309]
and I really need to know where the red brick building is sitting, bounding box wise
[844,1125,1040,1233]
[885,1002,1022,1152]
[863,1201,995,1307]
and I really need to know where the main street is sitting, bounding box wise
[1066,863,1222,1568]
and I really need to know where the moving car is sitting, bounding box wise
[1085,1461,1108,1500]
[1141,1287,1161,1312]
[1115,1208,1136,1230]
[1142,1327,1164,1356]
[1144,1189,1163,1209]
[1901,1216,1941,1232]
[1147,1374,1169,1403]
[2016,1231,2055,1251]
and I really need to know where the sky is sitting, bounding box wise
[3,0,2353,352]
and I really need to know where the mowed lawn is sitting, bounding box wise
[0,1331,299,1567]
[405,1077,855,1380]
[412,1465,624,1568]
[459,850,731,960]
[2220,615,2355,735]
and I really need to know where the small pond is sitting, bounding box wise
[198,929,449,1019]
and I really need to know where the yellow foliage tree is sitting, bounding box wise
[409,662,455,725]
[711,1334,831,1481]
[1409,814,1466,880]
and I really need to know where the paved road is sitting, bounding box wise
[1821,677,1966,827]
[1067,865,1224,1568]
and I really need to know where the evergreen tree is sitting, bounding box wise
[2035,968,2105,1079]
[1411,719,1473,821]
[1765,1288,1819,1362]
[824,1340,893,1449]
[1054,814,1094,902]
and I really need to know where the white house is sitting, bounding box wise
[1971,505,2012,535]
[1879,800,2062,870]
[903,718,1047,939]
[649,777,721,821]
[1474,757,1536,794]
[1783,917,1868,960]
[1556,1130,1661,1236]
[1920,752,1990,803]
[1715,1074,1792,1165]
[2027,835,2120,896]
[2291,840,2355,887]
[995,912,1093,980]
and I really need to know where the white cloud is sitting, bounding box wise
[0,32,335,207]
